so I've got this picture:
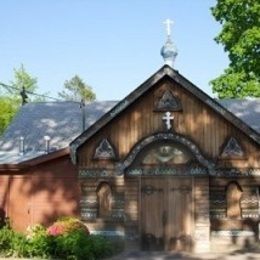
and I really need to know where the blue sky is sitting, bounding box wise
[0,0,228,101]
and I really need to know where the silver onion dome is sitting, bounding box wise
[161,36,178,68]
[161,19,178,68]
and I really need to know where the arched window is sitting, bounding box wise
[226,182,242,219]
[134,142,193,166]
[96,182,112,218]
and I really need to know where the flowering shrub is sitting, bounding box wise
[26,224,47,239]
[0,217,114,259]
[55,230,114,260]
[47,222,65,237]
[47,216,89,236]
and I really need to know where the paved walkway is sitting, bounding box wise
[109,249,260,260]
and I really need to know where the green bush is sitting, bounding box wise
[53,230,114,260]
[0,225,15,256]
[0,223,51,258]
[10,232,29,258]
[26,223,47,239]
[87,235,114,259]
[0,219,115,259]
[47,216,89,236]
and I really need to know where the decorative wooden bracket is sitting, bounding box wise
[94,138,116,160]
[220,137,244,158]
[155,90,182,112]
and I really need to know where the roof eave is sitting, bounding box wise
[0,147,70,172]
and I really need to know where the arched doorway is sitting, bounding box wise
[135,141,194,251]
[122,133,214,252]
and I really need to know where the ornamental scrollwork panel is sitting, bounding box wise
[121,133,215,174]
[94,138,116,160]
[220,137,244,158]
[127,166,208,176]
[210,184,260,219]
[79,169,116,178]
[155,89,182,112]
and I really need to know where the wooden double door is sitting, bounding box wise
[141,176,193,251]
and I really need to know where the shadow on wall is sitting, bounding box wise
[0,155,80,231]
[0,208,5,227]
[210,179,259,251]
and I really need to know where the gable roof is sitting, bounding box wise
[0,66,259,166]
[0,101,116,165]
[70,65,260,163]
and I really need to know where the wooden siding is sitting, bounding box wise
[78,77,260,169]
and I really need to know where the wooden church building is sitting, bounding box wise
[0,26,259,253]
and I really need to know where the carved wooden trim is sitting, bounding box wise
[154,89,182,112]
[117,132,215,175]
[211,230,254,237]
[220,137,244,159]
[127,166,208,176]
[78,167,260,178]
[93,138,116,160]
[70,65,260,164]
[210,168,260,177]
[79,169,115,178]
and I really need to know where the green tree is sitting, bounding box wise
[9,64,38,103]
[58,75,96,102]
[0,64,40,134]
[210,0,260,98]
[0,97,19,134]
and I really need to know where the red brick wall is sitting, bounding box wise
[0,155,80,231]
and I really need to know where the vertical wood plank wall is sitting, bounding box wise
[194,177,210,252]
[124,177,139,248]
[78,78,260,169]
[76,76,260,251]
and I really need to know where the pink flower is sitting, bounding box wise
[47,223,64,236]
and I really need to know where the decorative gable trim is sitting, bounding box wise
[116,132,215,175]
[155,89,182,111]
[94,139,116,160]
[70,65,260,164]
[220,137,244,158]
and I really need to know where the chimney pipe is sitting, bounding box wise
[80,99,86,132]
[19,136,25,155]
[44,136,51,153]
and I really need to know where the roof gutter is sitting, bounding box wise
[0,147,70,172]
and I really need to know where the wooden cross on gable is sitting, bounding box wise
[162,111,174,130]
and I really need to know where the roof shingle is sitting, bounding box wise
[0,98,259,164]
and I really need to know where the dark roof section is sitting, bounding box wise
[0,101,117,164]
[219,99,260,134]
[70,65,260,164]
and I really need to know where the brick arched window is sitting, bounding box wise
[226,182,242,219]
[96,182,112,218]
